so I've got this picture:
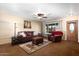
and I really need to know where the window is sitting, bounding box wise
[69,23,74,33]
[46,23,58,33]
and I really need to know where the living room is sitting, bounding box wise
[0,3,79,56]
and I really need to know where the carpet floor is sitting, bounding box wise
[0,40,79,56]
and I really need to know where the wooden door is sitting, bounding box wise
[67,20,78,42]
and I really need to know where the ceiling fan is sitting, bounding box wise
[33,13,48,19]
[37,13,47,18]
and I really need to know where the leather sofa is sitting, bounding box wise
[48,31,63,42]
[11,31,34,45]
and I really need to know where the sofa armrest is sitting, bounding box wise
[11,36,19,45]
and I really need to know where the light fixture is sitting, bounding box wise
[37,13,44,17]
[34,8,47,19]
[35,13,47,19]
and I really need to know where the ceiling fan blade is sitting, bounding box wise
[42,16,47,18]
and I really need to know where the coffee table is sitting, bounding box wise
[32,36,43,45]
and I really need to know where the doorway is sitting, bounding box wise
[67,20,78,42]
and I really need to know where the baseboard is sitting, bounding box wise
[0,41,10,45]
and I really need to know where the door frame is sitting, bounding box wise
[66,20,78,42]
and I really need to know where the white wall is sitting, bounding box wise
[42,16,79,41]
[78,17,79,42]
[23,21,42,35]
[61,16,79,42]
[0,11,42,45]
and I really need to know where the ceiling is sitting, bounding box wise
[0,3,79,20]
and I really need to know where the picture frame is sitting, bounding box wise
[24,20,31,28]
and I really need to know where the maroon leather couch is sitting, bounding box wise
[48,31,63,42]
[12,31,34,45]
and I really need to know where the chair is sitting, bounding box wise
[48,31,63,42]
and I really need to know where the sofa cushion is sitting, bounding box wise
[18,32,26,37]
[27,32,32,36]
[52,31,63,36]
